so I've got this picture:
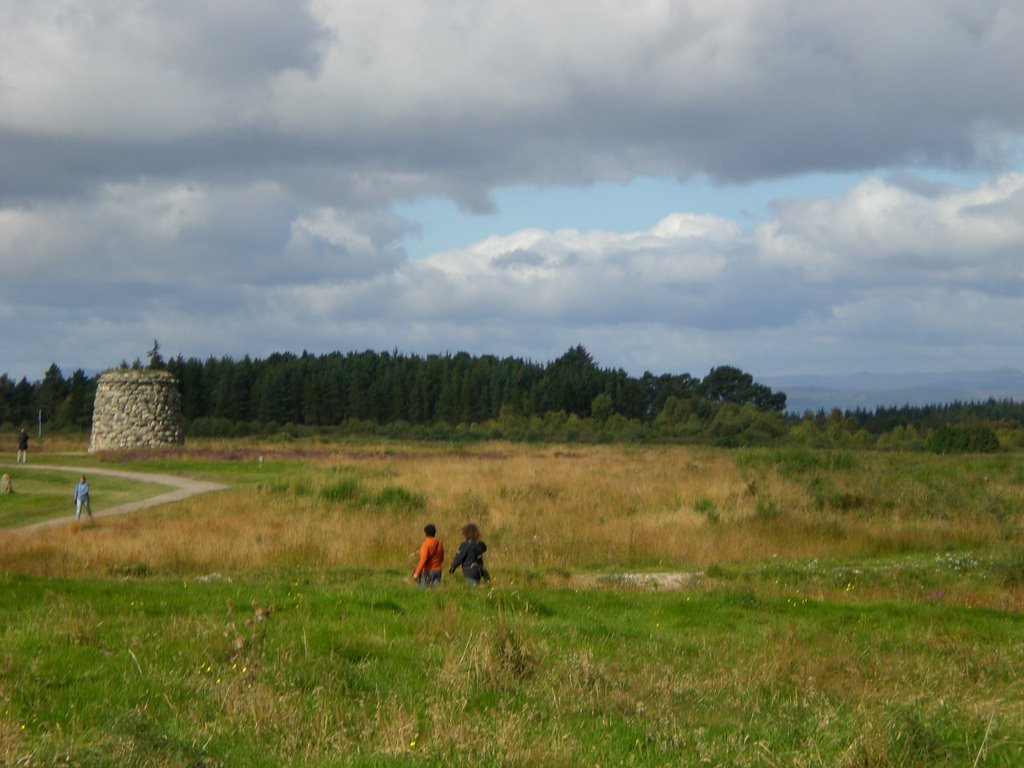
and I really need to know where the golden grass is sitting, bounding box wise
[0,430,89,457]
[1,442,1021,587]
[0,718,24,765]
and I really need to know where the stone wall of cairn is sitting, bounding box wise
[88,370,184,452]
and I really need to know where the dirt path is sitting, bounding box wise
[0,463,227,532]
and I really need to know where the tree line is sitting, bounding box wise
[2,344,1022,450]
[162,344,786,430]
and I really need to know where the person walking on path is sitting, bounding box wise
[73,475,94,522]
[17,428,29,463]
[412,523,445,588]
[449,523,489,586]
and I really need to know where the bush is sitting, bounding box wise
[694,496,720,525]
[807,476,865,512]
[1000,550,1024,588]
[187,417,234,437]
[374,485,426,512]
[320,478,360,503]
[755,498,782,520]
[926,425,1000,454]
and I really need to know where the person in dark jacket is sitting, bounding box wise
[449,523,489,586]
[17,428,29,463]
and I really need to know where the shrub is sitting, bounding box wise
[1000,550,1024,588]
[807,476,865,512]
[187,417,234,437]
[320,478,360,503]
[374,485,426,512]
[694,496,720,525]
[926,425,1000,453]
[775,447,823,475]
[755,498,782,520]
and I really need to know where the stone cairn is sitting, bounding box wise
[89,369,184,452]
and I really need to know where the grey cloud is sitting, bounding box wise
[346,176,1020,370]
[4,2,1024,205]
[144,0,328,83]
[3,1,1024,380]
[492,250,547,269]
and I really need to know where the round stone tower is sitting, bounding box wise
[89,369,185,452]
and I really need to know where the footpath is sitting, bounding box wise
[0,463,226,532]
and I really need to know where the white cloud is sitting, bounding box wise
[417,213,739,314]
[756,174,1024,290]
[4,170,1024,378]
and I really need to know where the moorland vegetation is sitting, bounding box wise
[2,343,1023,764]
[1,438,1023,765]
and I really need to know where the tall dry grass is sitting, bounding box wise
[0,441,1020,579]
[0,429,89,456]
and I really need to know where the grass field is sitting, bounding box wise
[0,464,169,529]
[1,439,1023,766]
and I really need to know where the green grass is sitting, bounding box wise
[737,448,1024,521]
[372,485,426,512]
[0,467,168,528]
[1,570,1022,766]
[320,477,361,502]
[99,454,309,486]
[3,443,1024,765]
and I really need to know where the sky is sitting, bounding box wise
[2,0,1023,384]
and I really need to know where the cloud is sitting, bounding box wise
[3,1,1023,204]
[756,173,1024,290]
[392,176,1022,372]
[2,2,1024,380]
[4,169,1024,378]
[0,0,324,139]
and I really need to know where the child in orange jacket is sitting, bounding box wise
[412,524,444,588]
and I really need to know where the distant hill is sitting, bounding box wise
[764,368,1024,414]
